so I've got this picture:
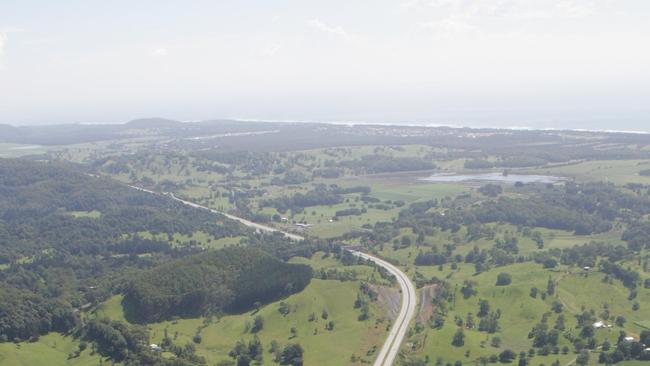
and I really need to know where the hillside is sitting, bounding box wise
[123,247,312,322]
[0,158,245,340]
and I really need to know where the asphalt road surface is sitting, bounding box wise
[350,250,417,366]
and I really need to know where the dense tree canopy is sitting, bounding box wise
[123,247,312,322]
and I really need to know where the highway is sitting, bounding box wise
[350,250,417,366]
[130,185,416,365]
[129,185,303,241]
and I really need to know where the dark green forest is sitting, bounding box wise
[123,247,312,323]
[0,158,315,365]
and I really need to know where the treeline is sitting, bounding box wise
[0,158,246,262]
[0,285,78,342]
[387,182,650,239]
[192,150,277,176]
[470,197,612,235]
[81,316,210,365]
[464,156,550,169]
[622,222,650,251]
[260,185,371,213]
[339,155,435,174]
[260,187,342,213]
[123,247,312,322]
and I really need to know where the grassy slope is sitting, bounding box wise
[96,279,388,365]
[524,159,650,185]
[0,333,103,366]
[398,258,650,366]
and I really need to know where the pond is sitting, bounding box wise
[419,172,564,184]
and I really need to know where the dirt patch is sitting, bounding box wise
[416,284,438,324]
[371,284,400,321]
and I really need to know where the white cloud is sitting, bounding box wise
[306,19,352,40]
[152,47,168,57]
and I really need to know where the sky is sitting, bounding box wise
[1,0,649,131]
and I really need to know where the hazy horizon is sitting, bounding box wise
[6,116,650,135]
[1,0,649,130]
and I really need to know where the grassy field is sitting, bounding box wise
[558,271,650,336]
[66,210,102,219]
[409,262,569,362]
[372,223,626,271]
[0,143,51,158]
[395,259,650,366]
[126,230,245,249]
[95,279,389,365]
[371,227,649,366]
[523,159,650,185]
[279,178,468,238]
[0,333,103,366]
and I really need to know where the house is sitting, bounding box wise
[624,336,636,342]
[150,344,162,351]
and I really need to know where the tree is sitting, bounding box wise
[575,350,589,366]
[491,336,501,348]
[640,330,650,346]
[518,352,527,366]
[452,329,465,347]
[248,336,263,361]
[251,315,264,333]
[237,355,251,366]
[431,312,445,330]
[601,340,611,351]
[551,301,563,313]
[499,349,516,363]
[280,343,304,366]
[269,340,279,353]
[278,302,291,316]
[478,299,490,317]
[496,273,512,286]
[461,280,478,299]
[326,321,335,331]
[479,184,503,198]
[546,277,556,296]
[615,315,626,327]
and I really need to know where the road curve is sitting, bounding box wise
[350,251,417,366]
[129,185,416,365]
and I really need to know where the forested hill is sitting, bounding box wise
[123,247,312,323]
[0,157,254,343]
[0,158,246,261]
